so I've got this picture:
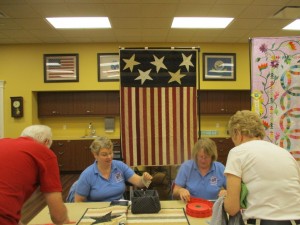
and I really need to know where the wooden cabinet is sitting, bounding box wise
[51,140,94,172]
[37,92,74,116]
[211,137,234,166]
[37,91,119,117]
[73,92,106,116]
[51,139,122,172]
[198,90,251,114]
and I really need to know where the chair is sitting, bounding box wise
[66,180,78,203]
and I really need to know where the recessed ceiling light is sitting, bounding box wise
[283,19,300,30]
[171,17,234,29]
[46,17,111,29]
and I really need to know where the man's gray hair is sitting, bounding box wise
[20,125,52,147]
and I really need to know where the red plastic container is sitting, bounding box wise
[186,197,213,218]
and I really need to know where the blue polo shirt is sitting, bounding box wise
[175,160,226,200]
[75,160,135,202]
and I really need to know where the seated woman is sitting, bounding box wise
[172,137,226,201]
[72,137,152,202]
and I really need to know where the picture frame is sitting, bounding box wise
[44,54,79,83]
[98,53,120,81]
[203,53,236,81]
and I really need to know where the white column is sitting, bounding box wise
[0,80,5,138]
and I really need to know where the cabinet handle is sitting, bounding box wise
[58,142,64,146]
[86,110,91,113]
[220,108,225,111]
[58,151,64,155]
[58,164,64,167]
[52,111,58,114]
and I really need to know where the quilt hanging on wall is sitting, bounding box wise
[251,37,300,162]
[120,48,198,166]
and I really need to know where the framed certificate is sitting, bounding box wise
[203,53,236,81]
[98,53,120,81]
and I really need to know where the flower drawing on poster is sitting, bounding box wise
[251,37,300,161]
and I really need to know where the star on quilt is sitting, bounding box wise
[168,69,186,84]
[123,54,140,72]
[135,69,153,84]
[150,55,167,73]
[180,53,194,71]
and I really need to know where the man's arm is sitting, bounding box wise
[44,192,69,225]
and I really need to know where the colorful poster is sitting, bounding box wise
[251,37,300,162]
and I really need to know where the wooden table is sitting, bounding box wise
[28,200,211,225]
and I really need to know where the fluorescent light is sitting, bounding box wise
[171,17,234,28]
[283,19,300,30]
[46,17,111,29]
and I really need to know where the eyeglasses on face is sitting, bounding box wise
[197,155,211,160]
[99,152,113,157]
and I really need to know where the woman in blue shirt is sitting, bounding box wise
[173,137,226,201]
[73,137,152,202]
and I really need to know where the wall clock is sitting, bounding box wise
[10,96,23,118]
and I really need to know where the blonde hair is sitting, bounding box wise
[228,110,265,139]
[192,137,218,162]
[90,136,113,155]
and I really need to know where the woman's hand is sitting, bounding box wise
[218,189,227,197]
[142,172,153,187]
[179,188,191,202]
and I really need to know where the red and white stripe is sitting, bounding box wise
[121,86,197,166]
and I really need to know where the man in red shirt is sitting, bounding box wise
[0,125,69,225]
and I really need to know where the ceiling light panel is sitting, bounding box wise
[283,19,300,30]
[46,17,111,29]
[172,17,234,29]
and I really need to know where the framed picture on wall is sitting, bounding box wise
[44,54,79,83]
[98,53,120,81]
[203,53,236,81]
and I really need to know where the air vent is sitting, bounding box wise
[0,10,9,18]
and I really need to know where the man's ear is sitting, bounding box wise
[43,139,51,148]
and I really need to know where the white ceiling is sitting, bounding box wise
[1,0,300,44]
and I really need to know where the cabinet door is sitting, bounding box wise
[199,90,251,114]
[70,140,95,171]
[38,91,120,117]
[38,92,73,117]
[51,140,95,172]
[106,92,120,115]
[199,91,226,114]
[73,92,106,116]
[211,138,234,166]
[51,140,72,169]
[240,90,252,111]
[224,91,243,114]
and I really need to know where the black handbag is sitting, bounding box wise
[131,190,161,214]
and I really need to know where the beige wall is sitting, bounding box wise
[0,42,250,138]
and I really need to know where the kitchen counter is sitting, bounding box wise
[52,136,120,140]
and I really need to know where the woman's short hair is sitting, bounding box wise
[90,136,113,155]
[192,137,218,162]
[228,110,265,139]
[20,125,52,147]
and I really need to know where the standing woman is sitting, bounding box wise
[173,137,227,201]
[224,110,300,225]
[74,137,152,202]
